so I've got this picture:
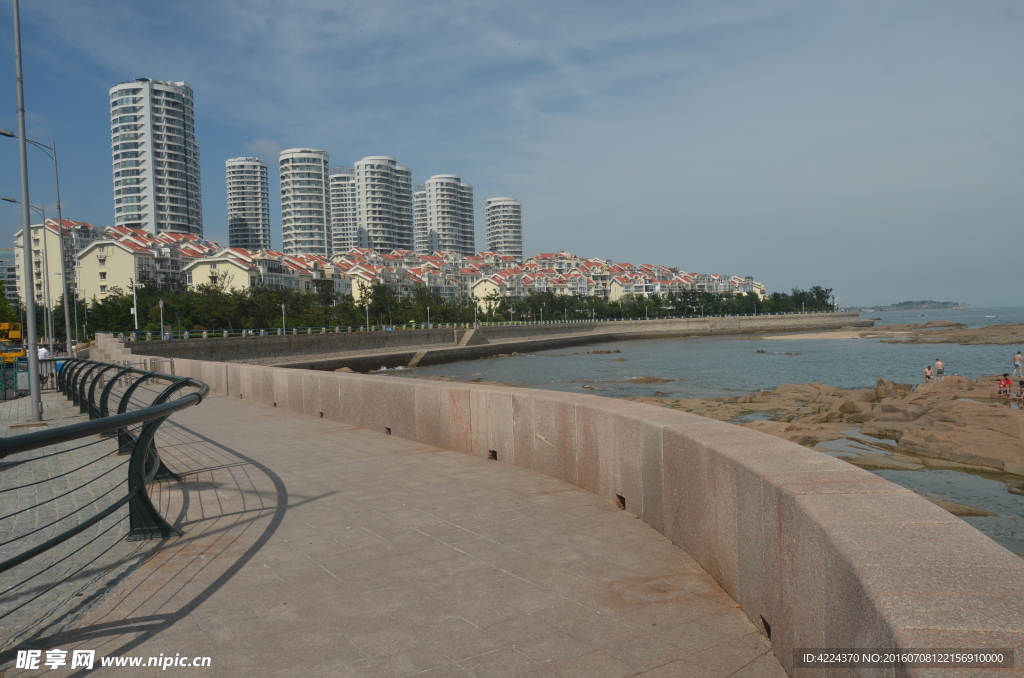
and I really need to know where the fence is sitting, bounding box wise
[0,359,208,641]
[114,310,846,342]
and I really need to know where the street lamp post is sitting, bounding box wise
[281,303,286,333]
[159,299,164,338]
[9,0,41,420]
[0,132,73,357]
[131,281,144,332]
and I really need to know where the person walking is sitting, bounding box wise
[935,358,944,382]
[1014,351,1023,377]
[37,344,50,387]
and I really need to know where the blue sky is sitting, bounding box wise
[1,0,1022,306]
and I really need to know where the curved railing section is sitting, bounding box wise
[0,359,208,586]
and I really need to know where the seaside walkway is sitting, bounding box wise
[13,393,784,677]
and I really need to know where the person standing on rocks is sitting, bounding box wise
[1014,351,1023,377]
[935,358,945,382]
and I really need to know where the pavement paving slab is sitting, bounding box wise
[3,393,783,677]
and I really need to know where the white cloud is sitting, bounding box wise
[241,138,282,162]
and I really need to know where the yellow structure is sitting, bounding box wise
[76,240,154,302]
[183,256,259,292]
[0,323,25,363]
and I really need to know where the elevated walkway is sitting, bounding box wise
[27,395,783,677]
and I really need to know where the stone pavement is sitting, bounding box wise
[0,392,156,652]
[10,394,784,677]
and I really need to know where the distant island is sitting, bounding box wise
[852,300,969,312]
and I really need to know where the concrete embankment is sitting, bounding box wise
[119,312,871,372]
[95,333,1024,678]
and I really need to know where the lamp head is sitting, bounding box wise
[0,129,15,138]
[2,196,18,204]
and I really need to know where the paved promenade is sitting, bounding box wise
[12,394,783,677]
[0,392,154,651]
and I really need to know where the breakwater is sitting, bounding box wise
[116,311,871,371]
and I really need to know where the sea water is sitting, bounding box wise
[390,315,1023,400]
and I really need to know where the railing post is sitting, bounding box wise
[126,415,182,540]
[86,364,121,420]
[76,363,106,413]
[115,371,157,453]
[98,366,134,419]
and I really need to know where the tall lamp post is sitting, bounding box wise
[281,303,286,333]
[9,0,41,420]
[131,281,143,332]
[0,129,73,357]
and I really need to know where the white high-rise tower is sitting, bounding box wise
[414,175,474,255]
[280,149,330,256]
[226,157,270,251]
[485,197,523,259]
[109,79,202,236]
[353,156,413,251]
[329,167,356,253]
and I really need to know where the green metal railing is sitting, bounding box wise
[0,359,208,584]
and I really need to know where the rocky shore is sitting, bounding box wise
[631,374,1024,479]
[774,320,1024,345]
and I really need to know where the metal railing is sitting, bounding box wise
[111,310,848,342]
[0,359,208,590]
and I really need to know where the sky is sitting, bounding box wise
[0,0,1022,307]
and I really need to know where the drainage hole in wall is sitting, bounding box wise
[615,494,626,510]
[760,615,771,639]
[488,450,498,461]
[319,412,324,418]
[385,427,392,435]
[273,403,277,407]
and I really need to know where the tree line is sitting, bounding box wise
[32,280,835,337]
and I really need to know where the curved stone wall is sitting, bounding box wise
[96,335,1024,677]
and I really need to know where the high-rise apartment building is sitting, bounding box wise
[485,197,523,259]
[280,149,330,256]
[226,157,270,251]
[414,175,474,255]
[109,79,202,236]
[329,167,356,253]
[0,248,18,305]
[353,156,413,251]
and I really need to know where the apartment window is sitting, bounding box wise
[99,272,107,280]
[98,246,106,253]
[99,285,107,293]
[99,259,105,267]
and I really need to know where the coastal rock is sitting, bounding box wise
[876,378,912,399]
[838,399,860,414]
[624,371,1024,476]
